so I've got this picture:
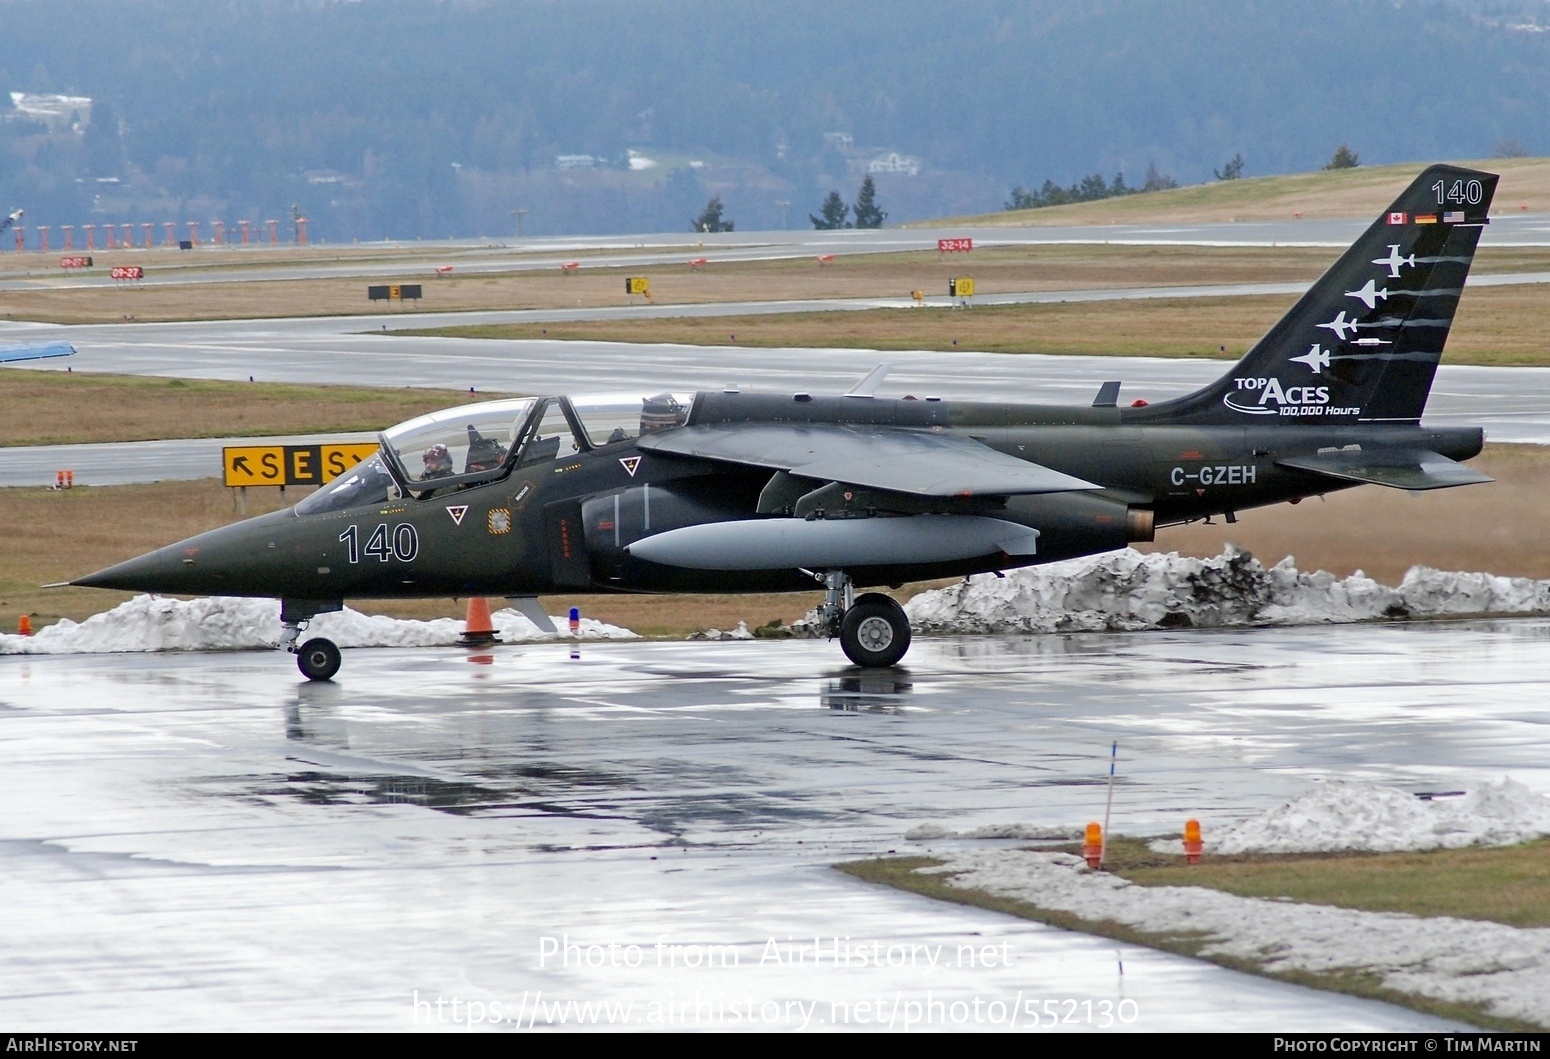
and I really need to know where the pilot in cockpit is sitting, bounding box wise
[640,393,687,434]
[421,443,454,479]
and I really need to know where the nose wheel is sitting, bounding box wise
[295,637,342,682]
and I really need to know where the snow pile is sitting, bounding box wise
[687,621,753,641]
[1198,779,1550,855]
[920,850,1550,1027]
[900,546,1550,635]
[905,823,1078,842]
[0,595,636,655]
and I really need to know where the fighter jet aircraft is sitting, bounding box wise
[73,165,1499,680]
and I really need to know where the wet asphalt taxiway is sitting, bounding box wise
[6,621,1546,1031]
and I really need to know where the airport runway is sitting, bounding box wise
[0,214,1546,291]
[7,620,1536,1030]
[3,322,1548,487]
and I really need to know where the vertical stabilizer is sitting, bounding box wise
[1144,164,1497,425]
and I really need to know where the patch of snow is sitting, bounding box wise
[0,595,636,655]
[688,621,753,641]
[906,823,1078,842]
[890,546,1550,635]
[1174,779,1550,855]
[922,849,1550,1027]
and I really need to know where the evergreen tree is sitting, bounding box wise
[1005,186,1036,210]
[691,195,733,232]
[1325,143,1360,169]
[1214,153,1245,180]
[851,175,886,228]
[810,190,850,230]
[1143,162,1179,191]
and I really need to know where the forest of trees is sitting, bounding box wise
[0,1,1545,239]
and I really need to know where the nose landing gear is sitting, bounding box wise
[815,570,912,668]
[278,602,342,682]
[295,638,342,681]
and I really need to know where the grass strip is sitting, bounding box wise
[837,849,1539,1031]
[0,371,485,447]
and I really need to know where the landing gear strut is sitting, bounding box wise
[814,570,912,668]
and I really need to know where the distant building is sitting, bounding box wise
[823,132,854,150]
[8,91,92,131]
[555,154,600,170]
[864,151,920,177]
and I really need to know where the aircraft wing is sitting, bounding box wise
[1276,448,1493,491]
[637,423,1099,496]
[0,341,76,364]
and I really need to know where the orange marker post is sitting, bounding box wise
[1183,819,1204,864]
[18,615,33,636]
[1083,822,1103,868]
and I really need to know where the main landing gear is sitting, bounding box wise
[278,617,341,682]
[816,570,911,668]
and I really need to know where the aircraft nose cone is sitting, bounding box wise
[71,510,297,596]
[71,546,198,592]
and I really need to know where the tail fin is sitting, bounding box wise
[1145,164,1497,425]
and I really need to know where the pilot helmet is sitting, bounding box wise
[422,443,453,474]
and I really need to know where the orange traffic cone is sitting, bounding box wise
[457,597,500,647]
[17,615,33,636]
[1183,818,1204,864]
[1082,821,1103,868]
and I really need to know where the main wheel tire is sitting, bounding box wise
[296,637,341,681]
[839,593,911,668]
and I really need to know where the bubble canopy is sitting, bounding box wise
[376,398,539,490]
[346,393,696,500]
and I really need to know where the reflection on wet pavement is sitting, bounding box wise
[6,622,1541,1030]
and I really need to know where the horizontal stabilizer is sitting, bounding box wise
[626,514,1040,571]
[0,342,75,364]
[638,423,1099,497]
[1276,448,1493,491]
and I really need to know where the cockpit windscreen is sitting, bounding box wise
[380,398,538,487]
[569,392,693,447]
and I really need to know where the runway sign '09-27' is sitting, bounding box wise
[223,443,380,488]
[110,265,143,280]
